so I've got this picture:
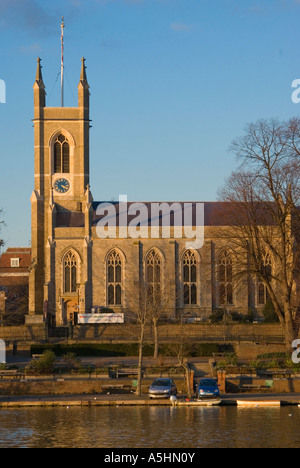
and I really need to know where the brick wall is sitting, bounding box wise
[226,377,300,393]
[0,377,187,396]
[0,326,45,342]
[235,342,286,360]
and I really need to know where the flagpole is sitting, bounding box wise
[61,17,65,107]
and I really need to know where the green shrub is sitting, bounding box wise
[215,353,238,369]
[26,350,56,375]
[257,352,287,360]
[230,312,251,323]
[262,300,279,323]
[253,352,300,371]
[60,353,82,372]
[31,343,142,357]
[30,343,234,358]
[209,310,224,323]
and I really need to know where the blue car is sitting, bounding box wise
[197,379,220,400]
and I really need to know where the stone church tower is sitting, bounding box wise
[27,57,93,325]
[26,57,267,327]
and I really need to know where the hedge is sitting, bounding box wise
[31,343,234,358]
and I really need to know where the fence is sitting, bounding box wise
[0,323,286,345]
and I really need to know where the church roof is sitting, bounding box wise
[55,201,278,229]
[92,201,243,227]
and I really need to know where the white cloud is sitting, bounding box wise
[170,22,193,32]
[19,43,42,54]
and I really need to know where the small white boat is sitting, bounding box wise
[178,399,221,407]
[237,400,281,408]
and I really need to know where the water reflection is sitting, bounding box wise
[0,407,299,448]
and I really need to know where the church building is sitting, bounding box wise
[27,58,269,327]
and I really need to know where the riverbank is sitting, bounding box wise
[1,393,300,408]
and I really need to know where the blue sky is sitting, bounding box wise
[0,0,300,247]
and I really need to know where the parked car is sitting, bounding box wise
[197,379,220,399]
[149,378,178,399]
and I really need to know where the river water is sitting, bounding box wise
[0,406,299,448]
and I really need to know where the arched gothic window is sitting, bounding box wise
[146,249,161,305]
[54,134,70,174]
[258,252,272,305]
[64,251,78,294]
[218,251,233,306]
[107,250,122,306]
[183,250,198,305]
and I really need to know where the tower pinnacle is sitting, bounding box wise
[80,57,88,83]
[35,57,44,84]
[34,57,46,116]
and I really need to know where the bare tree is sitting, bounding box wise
[219,118,300,350]
[131,279,152,397]
[148,284,174,360]
[3,285,29,325]
[128,277,174,395]
[167,324,194,399]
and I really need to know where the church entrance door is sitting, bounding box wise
[64,300,78,325]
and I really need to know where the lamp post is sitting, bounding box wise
[76,283,81,325]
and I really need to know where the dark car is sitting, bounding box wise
[149,378,178,399]
[197,379,220,399]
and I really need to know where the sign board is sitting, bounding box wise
[78,313,124,324]
[265,380,274,388]
[132,380,138,388]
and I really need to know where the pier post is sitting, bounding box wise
[217,370,226,394]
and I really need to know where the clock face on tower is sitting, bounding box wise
[54,178,70,194]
